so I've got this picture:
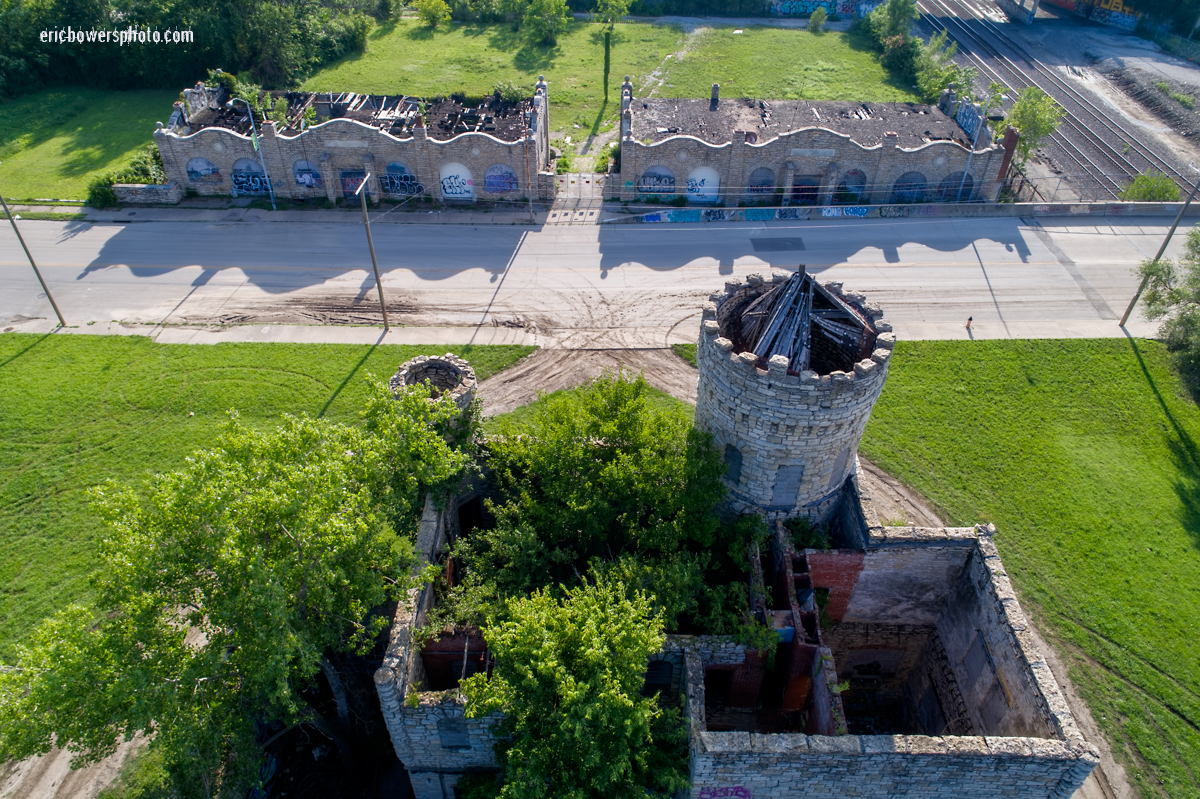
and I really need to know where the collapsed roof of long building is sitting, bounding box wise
[174,85,535,141]
[632,98,973,148]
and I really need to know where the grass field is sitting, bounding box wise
[658,27,917,103]
[483,379,690,434]
[305,19,684,134]
[0,334,533,659]
[0,88,175,201]
[862,339,1200,799]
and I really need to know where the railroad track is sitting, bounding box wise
[917,0,1191,200]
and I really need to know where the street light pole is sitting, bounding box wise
[356,173,390,332]
[957,93,1003,203]
[228,97,277,211]
[0,186,66,327]
[1119,168,1200,327]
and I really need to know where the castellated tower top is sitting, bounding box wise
[694,270,894,523]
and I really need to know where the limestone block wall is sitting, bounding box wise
[694,273,892,522]
[935,533,1079,740]
[617,126,1005,205]
[154,92,554,204]
[112,181,185,205]
[390,353,477,412]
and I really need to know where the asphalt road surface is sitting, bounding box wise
[0,215,1175,346]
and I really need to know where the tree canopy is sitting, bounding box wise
[460,578,689,799]
[996,86,1065,167]
[1137,227,1200,397]
[438,373,765,636]
[0,382,473,797]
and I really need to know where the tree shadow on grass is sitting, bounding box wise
[318,338,382,417]
[0,333,53,372]
[1126,333,1200,553]
[372,18,400,39]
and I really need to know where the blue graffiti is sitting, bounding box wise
[231,171,271,196]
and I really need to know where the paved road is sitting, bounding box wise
[1,215,1174,346]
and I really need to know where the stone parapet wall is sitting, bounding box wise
[694,272,892,522]
[618,126,1005,205]
[390,353,477,411]
[112,181,185,205]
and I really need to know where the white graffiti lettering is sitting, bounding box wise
[441,174,472,196]
[380,173,424,196]
[231,171,271,195]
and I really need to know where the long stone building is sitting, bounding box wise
[616,79,1014,205]
[146,76,1013,209]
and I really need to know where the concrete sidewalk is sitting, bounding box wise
[8,203,558,226]
[9,317,1158,347]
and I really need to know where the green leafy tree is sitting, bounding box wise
[461,578,689,799]
[870,0,918,41]
[1136,228,1200,396]
[594,0,632,29]
[524,0,571,44]
[914,30,975,104]
[0,383,473,798]
[415,0,453,27]
[809,6,827,31]
[995,86,1064,167]
[1121,171,1182,202]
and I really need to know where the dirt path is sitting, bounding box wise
[477,347,698,415]
[0,740,140,799]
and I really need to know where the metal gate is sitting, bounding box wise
[549,173,605,225]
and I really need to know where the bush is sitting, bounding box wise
[914,30,974,104]
[1138,228,1200,398]
[1121,172,1182,202]
[493,80,525,103]
[87,174,119,207]
[880,34,920,81]
[524,0,571,44]
[415,0,453,27]
[809,6,827,32]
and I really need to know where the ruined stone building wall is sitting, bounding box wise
[694,273,893,522]
[683,529,1100,799]
[618,125,1005,205]
[154,82,553,204]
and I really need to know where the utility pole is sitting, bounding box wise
[0,184,66,327]
[1120,167,1200,327]
[227,97,277,211]
[356,173,390,332]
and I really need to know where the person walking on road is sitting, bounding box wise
[965,316,973,331]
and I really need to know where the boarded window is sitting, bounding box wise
[771,463,804,507]
[723,444,743,484]
[827,447,849,489]
[438,717,470,749]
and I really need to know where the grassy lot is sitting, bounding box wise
[659,27,917,102]
[0,334,533,659]
[0,88,175,201]
[305,19,684,134]
[861,339,1200,799]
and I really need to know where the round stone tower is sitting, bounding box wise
[390,353,477,412]
[694,271,895,523]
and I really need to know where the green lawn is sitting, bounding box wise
[861,339,1200,799]
[484,381,690,433]
[0,334,533,659]
[304,19,684,134]
[0,88,175,201]
[659,27,917,102]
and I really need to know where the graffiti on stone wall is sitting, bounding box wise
[821,205,869,217]
[231,171,271,195]
[441,174,472,197]
[484,164,519,194]
[380,173,424,196]
[772,0,855,16]
[956,101,983,140]
[637,168,676,193]
[186,157,221,183]
[698,788,752,799]
[880,205,911,218]
[703,209,731,221]
[1092,7,1138,28]
[776,207,810,220]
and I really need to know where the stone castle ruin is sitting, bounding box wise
[140,75,1013,209]
[372,291,1099,799]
